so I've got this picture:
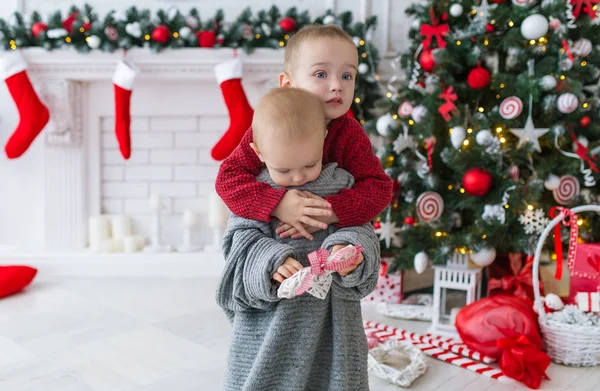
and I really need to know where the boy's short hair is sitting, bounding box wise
[284,24,355,72]
[252,88,326,148]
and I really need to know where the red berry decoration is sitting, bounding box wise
[31,22,48,38]
[83,22,92,30]
[486,24,494,33]
[467,64,491,89]
[580,116,591,127]
[197,30,216,47]
[373,221,381,229]
[404,216,416,226]
[462,168,493,197]
[280,17,297,33]
[419,48,436,73]
[152,25,171,44]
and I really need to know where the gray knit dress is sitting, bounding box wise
[216,163,380,391]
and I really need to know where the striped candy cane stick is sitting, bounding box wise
[364,321,517,385]
[424,333,496,364]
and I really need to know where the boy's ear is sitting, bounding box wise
[279,72,292,88]
[249,142,265,162]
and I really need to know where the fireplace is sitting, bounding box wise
[24,47,282,251]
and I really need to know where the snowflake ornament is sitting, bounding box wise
[375,221,403,249]
[519,208,550,235]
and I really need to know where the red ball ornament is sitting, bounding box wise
[580,116,591,127]
[462,168,493,197]
[280,17,297,33]
[152,25,171,44]
[31,22,48,38]
[468,64,491,89]
[373,221,381,229]
[404,216,416,226]
[197,30,216,47]
[83,22,91,30]
[419,48,436,73]
[486,24,494,33]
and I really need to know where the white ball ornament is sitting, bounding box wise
[557,93,579,114]
[179,26,192,39]
[414,252,429,274]
[520,14,549,40]
[358,63,369,75]
[376,113,396,136]
[544,293,565,311]
[476,129,494,145]
[323,15,336,25]
[572,38,593,57]
[125,22,142,38]
[544,174,561,190]
[471,247,497,267]
[540,75,557,91]
[450,126,466,149]
[87,35,101,49]
[449,4,464,17]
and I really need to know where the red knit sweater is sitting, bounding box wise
[215,115,393,227]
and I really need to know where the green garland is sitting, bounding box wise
[0,4,383,124]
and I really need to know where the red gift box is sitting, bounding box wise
[362,258,403,304]
[569,243,600,302]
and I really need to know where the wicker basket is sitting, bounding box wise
[532,205,600,367]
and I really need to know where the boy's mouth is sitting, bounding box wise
[326,97,342,105]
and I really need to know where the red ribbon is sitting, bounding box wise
[420,7,449,49]
[549,207,579,280]
[438,86,459,121]
[380,260,388,277]
[570,0,599,18]
[588,253,600,273]
[561,39,574,62]
[571,133,598,172]
[488,254,536,301]
[424,136,436,171]
[497,335,551,389]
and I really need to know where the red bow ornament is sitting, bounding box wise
[420,8,449,49]
[488,254,537,301]
[438,86,458,121]
[571,133,598,173]
[570,0,599,19]
[497,335,551,389]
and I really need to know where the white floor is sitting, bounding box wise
[0,274,598,390]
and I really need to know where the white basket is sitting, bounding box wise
[532,205,600,367]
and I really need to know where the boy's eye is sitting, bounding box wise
[342,73,353,81]
[277,169,290,173]
[315,71,327,78]
[305,164,317,168]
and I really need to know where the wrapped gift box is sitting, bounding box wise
[575,291,600,312]
[362,258,403,304]
[569,243,600,303]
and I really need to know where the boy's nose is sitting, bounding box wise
[330,80,342,91]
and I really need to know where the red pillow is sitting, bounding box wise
[455,295,542,359]
[0,265,37,298]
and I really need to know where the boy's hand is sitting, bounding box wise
[272,257,304,284]
[272,190,333,240]
[331,244,364,276]
[276,191,339,239]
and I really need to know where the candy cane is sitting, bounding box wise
[423,333,496,364]
[364,321,516,384]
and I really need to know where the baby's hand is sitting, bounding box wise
[272,257,304,284]
[272,190,332,240]
[331,244,364,276]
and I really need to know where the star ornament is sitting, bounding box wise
[472,0,497,23]
[509,114,549,153]
[374,221,403,249]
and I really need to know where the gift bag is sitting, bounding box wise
[569,243,600,302]
[362,258,403,304]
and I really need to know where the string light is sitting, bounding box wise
[284,34,289,40]
[538,37,547,44]
[459,247,467,254]
[79,27,85,33]
[496,127,503,133]
[529,39,536,45]
[392,114,398,119]
[500,137,506,143]
[491,19,496,25]
[482,234,487,239]
[478,107,484,113]
[255,34,261,39]
[583,103,589,109]
[527,205,534,211]
[408,119,415,125]
[355,97,361,103]
[436,231,443,237]
[463,140,470,146]
[65,37,71,43]
[496,94,501,99]
[359,39,365,46]
[581,61,587,67]
[560,75,566,80]
[375,74,380,80]
[467,128,473,133]
[484,39,489,46]
[145,34,151,40]
[386,92,392,98]
[173,32,179,38]
[460,188,466,193]
[504,204,510,209]
[577,219,583,226]
[448,184,454,190]
[360,119,365,124]
[279,41,285,47]
[551,253,557,260]
[456,40,462,46]
[508,21,515,27]
[500,83,505,89]
[361,53,367,58]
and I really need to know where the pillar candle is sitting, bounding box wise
[183,209,198,227]
[208,191,230,228]
[123,236,138,253]
[111,215,133,240]
[89,215,110,252]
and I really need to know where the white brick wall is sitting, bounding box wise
[100,113,225,245]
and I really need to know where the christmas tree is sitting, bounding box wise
[367,0,600,271]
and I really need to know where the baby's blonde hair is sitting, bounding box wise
[284,24,355,73]
[252,88,326,149]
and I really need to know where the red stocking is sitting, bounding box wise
[211,58,254,161]
[112,60,138,160]
[2,50,50,159]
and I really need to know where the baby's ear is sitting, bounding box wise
[249,142,265,162]
[279,72,292,88]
